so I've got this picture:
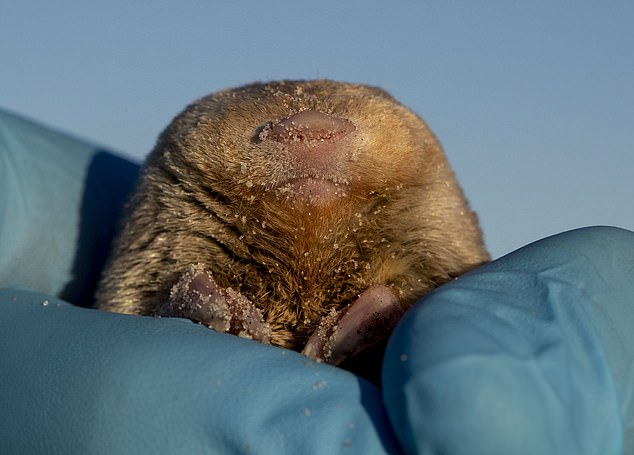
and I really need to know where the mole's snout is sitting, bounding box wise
[263,110,356,145]
[259,110,356,174]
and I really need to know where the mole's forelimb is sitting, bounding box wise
[157,264,272,344]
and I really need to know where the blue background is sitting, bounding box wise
[2,1,632,258]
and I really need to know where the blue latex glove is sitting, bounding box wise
[384,226,634,454]
[2,108,633,454]
[0,109,139,305]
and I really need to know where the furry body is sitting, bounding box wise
[96,80,489,354]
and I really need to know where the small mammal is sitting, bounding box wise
[95,80,489,372]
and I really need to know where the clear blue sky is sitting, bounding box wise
[2,1,632,258]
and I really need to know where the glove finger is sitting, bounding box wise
[0,288,402,455]
[0,110,139,305]
[383,226,634,455]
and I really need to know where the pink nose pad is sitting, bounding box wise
[266,110,356,145]
[261,110,356,171]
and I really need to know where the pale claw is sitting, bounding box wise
[156,264,272,343]
[302,285,405,365]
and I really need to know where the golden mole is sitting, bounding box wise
[95,80,489,374]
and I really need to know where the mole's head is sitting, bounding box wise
[149,80,449,214]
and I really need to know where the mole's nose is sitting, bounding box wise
[265,110,356,145]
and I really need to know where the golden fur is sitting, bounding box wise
[95,80,489,350]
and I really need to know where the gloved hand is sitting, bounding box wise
[384,226,634,454]
[2,108,633,454]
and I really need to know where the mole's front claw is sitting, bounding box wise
[302,285,405,365]
[156,264,272,343]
